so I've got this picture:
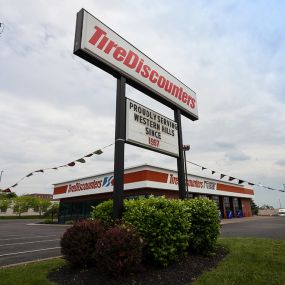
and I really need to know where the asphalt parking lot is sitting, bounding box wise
[221,216,285,239]
[0,219,68,267]
[0,216,284,268]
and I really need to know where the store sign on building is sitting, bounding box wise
[204,181,216,190]
[74,9,198,120]
[168,173,217,190]
[126,99,179,157]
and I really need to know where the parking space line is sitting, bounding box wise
[0,235,57,241]
[0,247,61,257]
[0,239,60,247]
[0,234,25,238]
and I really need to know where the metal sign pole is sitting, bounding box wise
[113,76,126,219]
[174,109,186,199]
[183,149,189,196]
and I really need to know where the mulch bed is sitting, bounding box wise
[48,246,228,285]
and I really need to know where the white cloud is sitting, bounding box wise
[0,0,285,207]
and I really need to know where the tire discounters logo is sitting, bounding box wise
[74,9,198,120]
[67,176,114,193]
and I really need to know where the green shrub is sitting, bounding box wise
[123,197,191,266]
[184,198,220,254]
[91,199,114,225]
[90,197,221,266]
[95,224,143,275]
[61,219,105,267]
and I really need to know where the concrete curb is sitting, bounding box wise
[26,223,70,226]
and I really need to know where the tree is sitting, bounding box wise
[32,198,52,217]
[43,203,59,222]
[259,204,274,210]
[12,196,32,216]
[6,192,17,199]
[250,199,259,215]
[0,197,11,212]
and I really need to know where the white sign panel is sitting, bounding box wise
[74,9,198,120]
[126,99,179,157]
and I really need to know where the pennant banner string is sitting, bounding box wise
[186,160,284,194]
[3,143,114,192]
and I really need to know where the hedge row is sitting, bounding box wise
[91,197,220,266]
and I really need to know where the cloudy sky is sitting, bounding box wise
[0,0,284,207]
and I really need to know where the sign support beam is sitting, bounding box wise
[113,76,126,219]
[175,109,186,199]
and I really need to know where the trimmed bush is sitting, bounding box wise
[123,197,191,266]
[184,198,220,254]
[95,224,143,275]
[61,219,105,267]
[90,197,221,266]
[91,199,114,225]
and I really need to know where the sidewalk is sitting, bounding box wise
[220,215,274,225]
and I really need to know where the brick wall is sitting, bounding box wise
[241,198,252,217]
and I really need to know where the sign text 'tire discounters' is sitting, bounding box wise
[74,9,198,120]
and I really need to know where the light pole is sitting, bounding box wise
[182,145,190,197]
[0,170,3,192]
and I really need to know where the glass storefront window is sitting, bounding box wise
[223,197,230,211]
[211,195,220,206]
[233,198,239,210]
[58,199,103,223]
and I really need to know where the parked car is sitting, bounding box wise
[278,209,285,217]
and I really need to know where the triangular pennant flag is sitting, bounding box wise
[229,177,235,181]
[68,162,76,167]
[26,173,33,177]
[11,183,18,188]
[220,174,226,179]
[52,167,58,170]
[279,190,285,193]
[238,180,244,184]
[3,188,11,193]
[202,167,206,171]
[211,171,216,175]
[94,149,103,155]
[35,170,44,173]
[76,158,86,163]
[248,182,255,186]
[84,153,94,158]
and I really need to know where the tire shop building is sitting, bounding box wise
[53,164,254,223]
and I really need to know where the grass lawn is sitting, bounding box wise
[0,238,284,285]
[0,258,65,285]
[193,238,285,285]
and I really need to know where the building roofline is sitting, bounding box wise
[53,163,249,189]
